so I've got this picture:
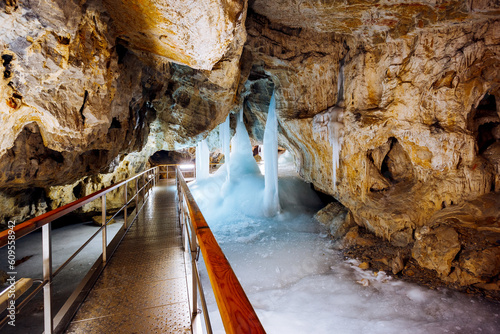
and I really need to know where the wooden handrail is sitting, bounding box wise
[0,168,157,248]
[176,168,266,334]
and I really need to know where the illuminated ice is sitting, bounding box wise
[195,139,210,180]
[263,92,280,217]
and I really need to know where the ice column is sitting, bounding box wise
[263,92,280,217]
[196,139,210,180]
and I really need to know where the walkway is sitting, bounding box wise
[65,181,192,333]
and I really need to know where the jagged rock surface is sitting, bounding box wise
[0,0,499,296]
[102,0,245,70]
[240,2,499,294]
[243,9,500,245]
[0,0,245,225]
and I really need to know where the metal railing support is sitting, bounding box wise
[135,178,139,210]
[175,167,265,334]
[190,225,198,322]
[42,223,53,334]
[102,194,107,263]
[142,173,146,203]
[123,184,128,230]
[0,167,159,332]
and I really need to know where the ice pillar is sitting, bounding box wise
[196,139,210,180]
[263,92,280,217]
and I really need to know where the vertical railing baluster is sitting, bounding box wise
[123,184,128,230]
[148,170,151,191]
[135,178,138,211]
[102,195,107,263]
[42,223,53,334]
[142,173,146,203]
[190,215,198,321]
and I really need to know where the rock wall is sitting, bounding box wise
[102,0,245,70]
[241,2,499,294]
[0,0,245,226]
[0,0,499,294]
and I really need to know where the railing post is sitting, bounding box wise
[135,178,139,210]
[42,223,53,334]
[190,221,198,321]
[142,173,146,202]
[102,194,107,263]
[123,184,128,230]
[148,170,152,191]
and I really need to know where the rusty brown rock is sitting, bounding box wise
[460,247,500,279]
[412,226,461,277]
[391,252,405,275]
[314,201,353,239]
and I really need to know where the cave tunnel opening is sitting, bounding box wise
[477,122,499,154]
[472,94,499,155]
[380,137,415,185]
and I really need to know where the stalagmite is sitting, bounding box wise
[230,108,260,177]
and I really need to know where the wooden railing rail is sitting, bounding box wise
[176,167,266,334]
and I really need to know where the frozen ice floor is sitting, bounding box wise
[190,157,500,334]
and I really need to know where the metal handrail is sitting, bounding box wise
[0,168,156,247]
[0,167,158,333]
[176,167,266,334]
[157,163,224,181]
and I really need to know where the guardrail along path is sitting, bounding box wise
[66,181,191,333]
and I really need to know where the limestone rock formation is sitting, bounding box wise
[242,6,500,244]
[412,225,461,277]
[314,201,352,239]
[103,0,245,71]
[0,0,499,297]
[0,0,245,224]
[239,1,499,295]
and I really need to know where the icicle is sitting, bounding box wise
[221,115,231,168]
[196,139,210,180]
[263,92,280,217]
[328,108,344,192]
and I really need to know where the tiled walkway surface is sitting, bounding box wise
[66,181,191,334]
